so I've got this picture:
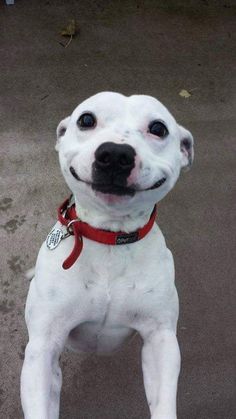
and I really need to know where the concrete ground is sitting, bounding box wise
[0,0,235,418]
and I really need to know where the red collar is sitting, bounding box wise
[58,197,157,270]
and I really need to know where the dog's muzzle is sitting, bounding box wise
[91,142,136,196]
[69,141,168,195]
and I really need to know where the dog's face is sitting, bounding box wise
[56,92,193,214]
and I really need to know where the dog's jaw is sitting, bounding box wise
[73,191,156,233]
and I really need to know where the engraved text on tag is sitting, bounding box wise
[46,228,64,250]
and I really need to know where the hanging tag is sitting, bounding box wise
[46,228,64,250]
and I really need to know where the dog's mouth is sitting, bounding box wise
[69,166,166,196]
[148,177,166,190]
[92,183,136,196]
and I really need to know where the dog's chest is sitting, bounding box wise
[39,227,174,353]
[66,246,141,352]
[80,244,141,318]
[66,237,171,352]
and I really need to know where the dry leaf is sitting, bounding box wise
[60,19,77,37]
[179,89,191,98]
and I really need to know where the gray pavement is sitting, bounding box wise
[0,1,235,418]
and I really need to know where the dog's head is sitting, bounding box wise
[56,92,193,219]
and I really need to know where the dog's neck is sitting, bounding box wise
[74,197,155,233]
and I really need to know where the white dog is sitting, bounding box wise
[21,92,194,419]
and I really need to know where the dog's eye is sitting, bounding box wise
[77,112,96,130]
[148,121,168,138]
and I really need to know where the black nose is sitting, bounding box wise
[94,142,135,172]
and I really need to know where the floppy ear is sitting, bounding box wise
[179,125,194,170]
[55,116,70,151]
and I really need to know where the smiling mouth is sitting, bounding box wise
[148,177,166,189]
[69,166,166,195]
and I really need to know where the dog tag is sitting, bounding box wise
[46,228,64,250]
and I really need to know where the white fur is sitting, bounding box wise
[21,92,193,419]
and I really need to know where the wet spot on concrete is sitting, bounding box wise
[7,255,25,274]
[1,215,26,233]
[2,280,10,296]
[0,299,14,314]
[72,372,79,390]
[18,344,26,361]
[0,388,4,408]
[61,360,68,369]
[2,280,10,287]
[0,197,13,211]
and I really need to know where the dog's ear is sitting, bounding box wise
[179,125,194,170]
[55,116,70,151]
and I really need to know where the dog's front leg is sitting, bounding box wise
[21,314,68,419]
[141,329,180,419]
